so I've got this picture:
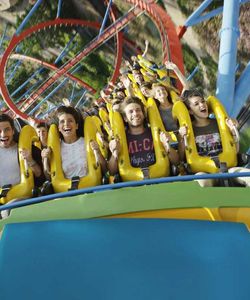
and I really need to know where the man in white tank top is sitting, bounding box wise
[0,114,43,189]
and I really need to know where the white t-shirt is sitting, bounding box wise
[60,137,88,179]
[0,144,21,186]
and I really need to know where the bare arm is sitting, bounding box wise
[165,61,190,93]
[108,138,120,175]
[120,74,134,97]
[160,132,180,166]
[20,148,42,178]
[90,140,108,174]
[41,147,52,180]
[178,126,188,161]
[226,118,240,153]
[142,40,149,57]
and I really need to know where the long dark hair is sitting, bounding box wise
[181,89,205,121]
[181,89,205,109]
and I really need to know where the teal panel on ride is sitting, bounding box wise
[0,219,250,300]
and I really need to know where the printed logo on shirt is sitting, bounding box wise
[195,132,222,157]
[128,138,154,154]
[128,137,155,168]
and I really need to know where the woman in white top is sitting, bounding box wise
[42,106,107,179]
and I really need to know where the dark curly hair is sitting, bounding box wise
[0,113,15,129]
[121,96,146,119]
[56,106,84,138]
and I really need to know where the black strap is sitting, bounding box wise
[211,156,220,169]
[141,167,149,179]
[68,176,80,191]
[0,184,12,198]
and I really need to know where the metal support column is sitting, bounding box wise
[216,0,240,114]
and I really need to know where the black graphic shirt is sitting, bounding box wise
[126,127,156,168]
[193,119,223,157]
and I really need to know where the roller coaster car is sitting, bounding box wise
[137,55,178,86]
[47,117,102,193]
[0,125,39,204]
[172,96,238,174]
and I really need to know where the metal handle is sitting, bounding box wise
[183,134,189,150]
[231,125,240,144]
[24,159,29,178]
[113,149,119,160]
[164,141,170,154]
[93,149,100,167]
[43,157,51,175]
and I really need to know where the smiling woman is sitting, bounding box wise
[57,106,88,179]
[42,106,85,179]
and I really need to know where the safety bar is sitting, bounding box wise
[0,171,250,212]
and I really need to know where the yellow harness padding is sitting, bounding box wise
[133,87,147,106]
[127,73,147,106]
[139,68,155,82]
[99,107,113,139]
[147,97,177,142]
[105,102,112,113]
[140,67,155,79]
[91,115,108,159]
[137,55,178,80]
[0,125,38,204]
[172,96,237,173]
[112,99,170,181]
[167,89,181,105]
[33,140,42,149]
[47,117,102,193]
[136,55,180,94]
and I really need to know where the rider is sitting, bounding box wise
[108,96,179,175]
[179,89,250,187]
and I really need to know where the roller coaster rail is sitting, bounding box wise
[0,0,184,121]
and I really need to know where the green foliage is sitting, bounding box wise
[176,0,190,15]
[2,0,116,107]
[156,0,165,9]
[182,43,204,89]
[77,52,112,95]
[6,67,30,99]
[177,0,223,16]
[200,55,217,92]
[240,128,250,153]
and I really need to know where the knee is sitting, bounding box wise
[196,179,215,187]
[195,172,215,187]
